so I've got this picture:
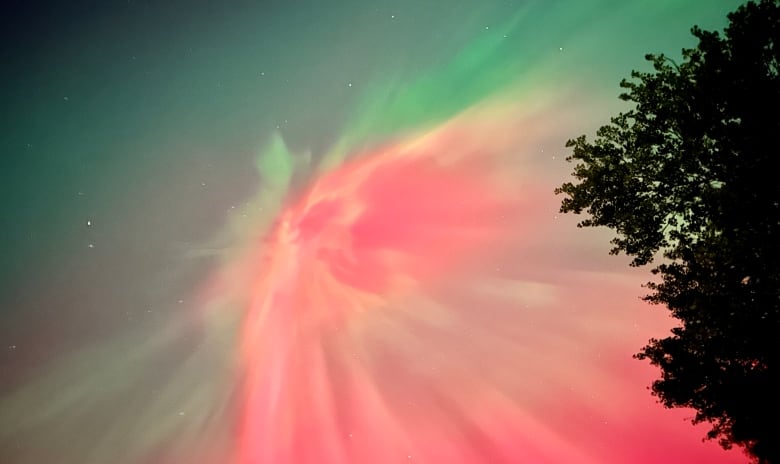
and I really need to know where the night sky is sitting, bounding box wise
[0,1,749,463]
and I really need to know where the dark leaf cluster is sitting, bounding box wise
[556,1,780,462]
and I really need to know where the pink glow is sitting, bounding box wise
[230,104,744,463]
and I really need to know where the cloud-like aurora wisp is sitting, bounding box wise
[237,106,534,462]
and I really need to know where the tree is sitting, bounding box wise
[555,1,779,462]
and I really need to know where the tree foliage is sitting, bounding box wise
[555,1,779,462]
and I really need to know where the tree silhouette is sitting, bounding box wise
[555,1,779,462]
